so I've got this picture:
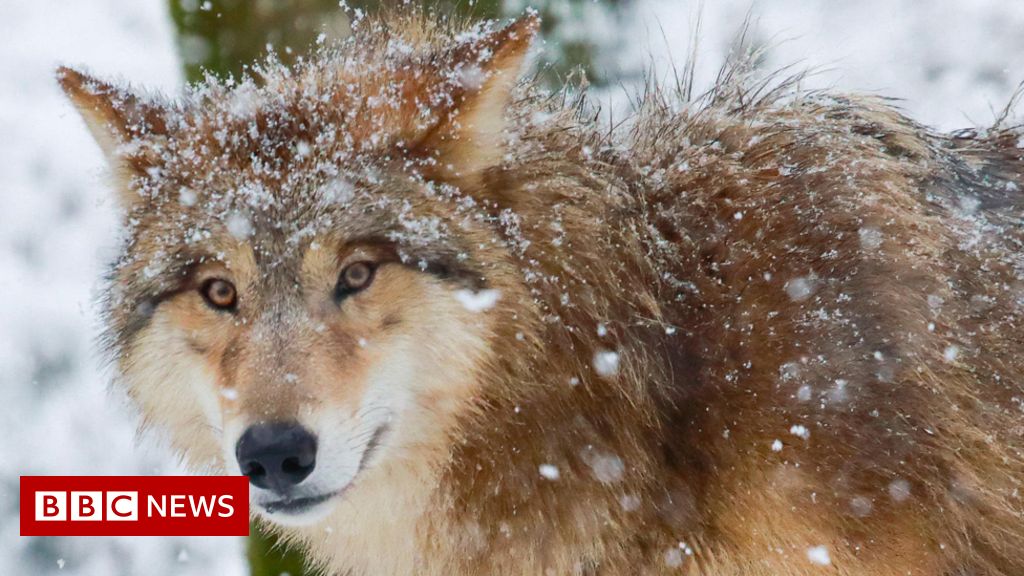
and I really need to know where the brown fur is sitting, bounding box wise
[59,10,1024,576]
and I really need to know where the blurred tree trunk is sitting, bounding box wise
[168,0,347,83]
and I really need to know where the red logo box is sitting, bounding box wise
[20,476,249,536]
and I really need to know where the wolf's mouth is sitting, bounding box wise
[257,423,391,518]
[262,492,337,515]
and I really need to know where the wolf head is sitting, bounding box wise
[60,15,539,526]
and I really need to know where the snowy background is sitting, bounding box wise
[2,0,1024,574]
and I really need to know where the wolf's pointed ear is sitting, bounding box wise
[57,66,169,206]
[413,14,539,186]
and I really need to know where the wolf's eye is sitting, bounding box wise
[336,262,376,300]
[201,278,238,311]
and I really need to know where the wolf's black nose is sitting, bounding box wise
[236,422,317,492]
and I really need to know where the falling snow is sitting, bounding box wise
[806,546,831,566]
[790,425,811,440]
[888,479,912,502]
[664,548,683,568]
[943,345,960,363]
[581,449,625,484]
[538,464,560,480]
[785,276,817,302]
[593,350,621,377]
[225,212,253,239]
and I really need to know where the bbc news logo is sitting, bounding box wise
[21,476,249,536]
[35,491,140,521]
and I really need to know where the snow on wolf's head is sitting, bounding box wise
[59,14,538,525]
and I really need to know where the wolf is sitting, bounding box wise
[58,9,1024,576]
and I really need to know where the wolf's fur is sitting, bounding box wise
[59,10,1024,575]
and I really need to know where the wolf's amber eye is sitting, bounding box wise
[201,278,238,311]
[336,262,375,299]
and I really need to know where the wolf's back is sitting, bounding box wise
[625,85,1024,573]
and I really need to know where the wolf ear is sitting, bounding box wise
[57,66,169,206]
[412,14,539,186]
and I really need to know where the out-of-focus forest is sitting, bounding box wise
[165,4,627,572]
